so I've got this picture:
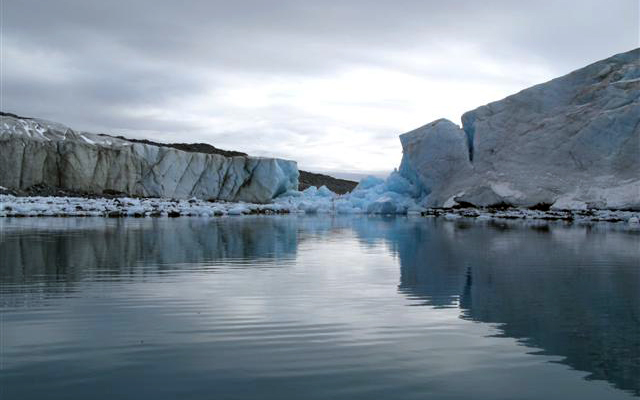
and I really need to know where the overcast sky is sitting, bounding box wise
[2,1,638,175]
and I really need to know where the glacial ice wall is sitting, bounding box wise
[399,48,640,210]
[0,115,298,202]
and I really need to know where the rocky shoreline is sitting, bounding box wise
[1,194,638,225]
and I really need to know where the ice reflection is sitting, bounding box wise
[389,219,640,396]
[1,216,638,396]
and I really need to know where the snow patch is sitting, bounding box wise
[490,182,524,199]
[80,135,96,145]
[552,198,588,210]
[443,192,466,208]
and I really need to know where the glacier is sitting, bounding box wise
[398,48,640,211]
[0,114,298,203]
[1,49,637,215]
[279,48,639,214]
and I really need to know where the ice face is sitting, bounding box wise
[399,118,473,206]
[354,176,384,190]
[2,50,636,211]
[275,172,422,215]
[397,48,640,211]
[291,49,640,214]
[0,115,299,203]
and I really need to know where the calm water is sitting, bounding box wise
[1,216,639,400]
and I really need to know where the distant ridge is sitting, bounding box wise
[298,171,357,194]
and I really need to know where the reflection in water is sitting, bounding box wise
[1,217,299,280]
[390,219,640,396]
[1,216,639,398]
[1,218,302,311]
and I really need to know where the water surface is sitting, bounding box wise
[1,216,638,399]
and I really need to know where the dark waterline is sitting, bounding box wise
[1,216,639,400]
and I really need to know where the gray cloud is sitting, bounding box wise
[2,0,638,172]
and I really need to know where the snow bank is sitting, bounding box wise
[1,190,637,223]
[0,195,294,217]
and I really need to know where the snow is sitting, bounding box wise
[443,192,465,208]
[227,205,251,215]
[0,188,638,224]
[0,195,295,217]
[80,134,96,145]
[490,182,524,200]
[550,198,588,211]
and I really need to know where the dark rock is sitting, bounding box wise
[102,189,128,197]
[298,170,357,195]
[529,203,552,211]
[97,134,248,158]
[0,111,31,120]
[487,202,514,211]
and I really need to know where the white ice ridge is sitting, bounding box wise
[0,115,298,203]
[397,48,640,211]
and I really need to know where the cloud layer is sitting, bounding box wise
[2,0,638,173]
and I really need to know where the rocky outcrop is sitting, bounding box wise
[298,170,357,194]
[0,114,298,202]
[399,48,640,210]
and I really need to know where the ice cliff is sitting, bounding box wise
[399,48,640,210]
[2,49,637,212]
[0,114,298,202]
